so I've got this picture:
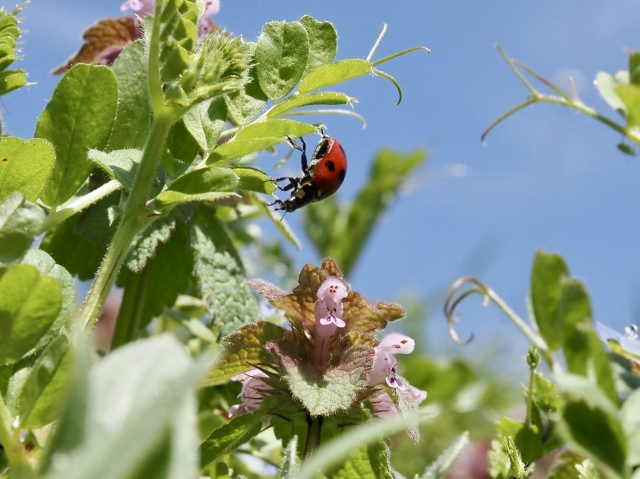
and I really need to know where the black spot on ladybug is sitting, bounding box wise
[339,169,346,182]
[325,160,335,172]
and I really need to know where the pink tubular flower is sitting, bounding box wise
[228,369,271,417]
[120,0,155,17]
[313,277,349,365]
[121,0,220,37]
[367,333,415,389]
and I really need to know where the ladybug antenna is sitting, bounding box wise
[319,126,325,137]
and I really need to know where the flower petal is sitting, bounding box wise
[378,332,415,355]
[317,277,348,304]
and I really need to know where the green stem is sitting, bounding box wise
[0,394,34,479]
[42,180,122,232]
[371,45,430,67]
[110,268,149,350]
[525,367,535,427]
[79,115,173,331]
[303,415,323,459]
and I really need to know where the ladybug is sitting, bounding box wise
[269,131,347,213]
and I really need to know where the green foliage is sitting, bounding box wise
[0,192,44,270]
[0,5,26,97]
[36,64,117,208]
[418,433,469,479]
[154,166,238,209]
[0,137,55,202]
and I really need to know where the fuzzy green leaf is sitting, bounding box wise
[40,335,206,479]
[107,41,152,150]
[21,250,75,354]
[530,250,569,351]
[201,321,286,386]
[191,210,260,336]
[0,7,25,95]
[596,72,627,117]
[269,340,373,416]
[0,264,62,365]
[621,388,640,466]
[419,433,470,479]
[206,137,284,165]
[182,97,227,154]
[19,330,73,429]
[496,417,544,463]
[0,69,26,96]
[37,64,117,207]
[161,120,201,178]
[328,442,392,479]
[199,409,267,468]
[267,92,354,119]
[231,167,276,194]
[256,21,310,100]
[299,16,337,77]
[299,59,371,94]
[225,42,268,126]
[125,215,177,273]
[154,166,238,209]
[0,192,44,270]
[0,137,55,202]
[235,118,317,141]
[280,436,300,479]
[88,149,165,196]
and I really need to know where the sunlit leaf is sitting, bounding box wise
[183,97,227,155]
[0,192,44,270]
[154,167,238,209]
[299,59,371,94]
[0,137,55,202]
[267,92,354,119]
[299,16,337,77]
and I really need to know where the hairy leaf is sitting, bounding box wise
[183,97,227,155]
[299,16,337,77]
[154,166,237,209]
[225,42,268,126]
[0,192,45,270]
[0,137,55,202]
[37,64,117,207]
[232,166,276,194]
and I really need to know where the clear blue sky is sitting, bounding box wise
[5,1,640,359]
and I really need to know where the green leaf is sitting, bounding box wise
[267,92,355,119]
[255,193,301,249]
[107,41,152,151]
[299,59,371,94]
[231,166,275,194]
[206,137,284,165]
[19,330,73,429]
[201,321,286,386]
[530,250,569,351]
[154,166,238,209]
[199,409,267,468]
[0,69,25,96]
[629,51,640,86]
[556,374,628,479]
[37,64,118,207]
[183,97,227,155]
[269,340,373,416]
[191,210,260,336]
[596,72,628,116]
[0,264,62,365]
[125,214,177,273]
[21,250,75,353]
[0,137,55,202]
[621,388,640,466]
[40,335,206,479]
[559,280,592,376]
[419,433,470,479]
[88,149,165,197]
[299,16,337,78]
[496,417,544,463]
[328,441,392,479]
[235,119,317,142]
[533,372,563,414]
[256,21,310,100]
[616,84,640,130]
[0,192,45,270]
[586,330,618,406]
[225,42,268,126]
[162,120,201,178]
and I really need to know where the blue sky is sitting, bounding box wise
[5,1,640,361]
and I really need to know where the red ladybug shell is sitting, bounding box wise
[308,138,347,199]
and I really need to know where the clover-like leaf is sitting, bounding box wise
[299,59,371,94]
[256,21,310,100]
[269,339,374,416]
[299,16,337,78]
[0,137,55,203]
[201,321,286,386]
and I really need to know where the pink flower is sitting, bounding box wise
[367,333,415,389]
[314,277,348,328]
[313,277,349,365]
[120,0,155,17]
[228,369,271,417]
[121,0,220,38]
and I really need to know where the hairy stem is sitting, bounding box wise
[0,394,34,479]
[79,115,173,330]
[303,415,323,459]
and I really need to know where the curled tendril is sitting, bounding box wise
[443,276,491,345]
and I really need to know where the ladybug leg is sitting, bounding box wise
[271,176,300,192]
[287,136,308,171]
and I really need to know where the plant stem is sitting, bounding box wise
[0,394,34,479]
[79,115,173,331]
[110,268,149,350]
[303,415,323,459]
[525,367,535,427]
[42,180,122,232]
